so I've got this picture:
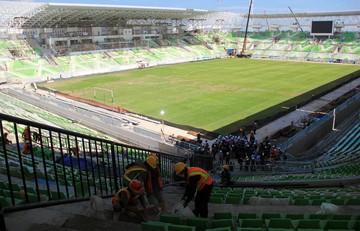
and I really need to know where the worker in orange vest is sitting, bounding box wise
[112,179,148,222]
[174,162,213,218]
[142,155,168,213]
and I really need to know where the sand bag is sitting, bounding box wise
[317,203,338,214]
[171,201,194,218]
[86,195,106,220]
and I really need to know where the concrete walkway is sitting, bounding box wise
[4,185,360,231]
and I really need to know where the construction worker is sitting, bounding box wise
[22,126,31,155]
[142,155,168,213]
[122,159,151,211]
[112,179,148,222]
[123,162,148,187]
[220,165,231,188]
[174,162,213,218]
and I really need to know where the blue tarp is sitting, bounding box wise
[63,156,93,170]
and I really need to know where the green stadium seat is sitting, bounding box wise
[0,190,5,197]
[225,196,241,204]
[24,186,37,195]
[311,199,326,205]
[323,220,350,230]
[297,229,323,231]
[205,227,232,231]
[186,217,209,231]
[26,193,39,203]
[238,219,265,229]
[160,214,183,225]
[211,219,233,230]
[294,219,321,230]
[10,183,22,192]
[0,181,10,189]
[241,196,251,205]
[238,213,257,220]
[284,213,304,220]
[292,199,311,205]
[50,191,67,200]
[331,214,353,220]
[209,197,223,204]
[346,198,360,205]
[350,220,360,230]
[214,212,233,220]
[260,213,281,220]
[266,218,293,230]
[307,214,332,220]
[0,196,11,208]
[236,228,266,231]
[169,224,196,231]
[330,198,347,205]
[141,221,169,231]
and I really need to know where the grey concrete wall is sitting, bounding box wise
[287,97,360,154]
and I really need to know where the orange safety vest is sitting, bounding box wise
[146,166,163,193]
[112,187,139,205]
[187,167,213,191]
[124,165,147,183]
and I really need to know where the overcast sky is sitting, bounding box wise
[18,0,360,14]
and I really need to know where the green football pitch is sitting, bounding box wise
[39,58,360,135]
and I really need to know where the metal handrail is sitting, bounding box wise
[0,112,212,215]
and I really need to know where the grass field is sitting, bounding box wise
[39,59,360,135]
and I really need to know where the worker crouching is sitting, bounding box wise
[112,179,148,222]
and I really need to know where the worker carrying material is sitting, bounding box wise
[174,162,213,218]
[142,155,168,213]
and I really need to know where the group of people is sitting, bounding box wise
[112,155,214,221]
[112,154,167,222]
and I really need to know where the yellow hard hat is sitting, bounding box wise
[174,162,187,175]
[223,165,229,170]
[147,153,158,160]
[146,156,157,169]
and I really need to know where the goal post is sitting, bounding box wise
[93,87,114,103]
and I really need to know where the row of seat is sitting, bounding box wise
[209,195,360,206]
[141,213,360,231]
[209,187,360,205]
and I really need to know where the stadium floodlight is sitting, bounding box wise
[160,110,165,134]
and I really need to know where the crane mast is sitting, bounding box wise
[240,0,253,56]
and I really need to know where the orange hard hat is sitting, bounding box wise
[174,162,187,175]
[146,156,158,169]
[129,179,143,194]
[223,165,229,170]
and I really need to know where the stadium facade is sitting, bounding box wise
[0,1,359,83]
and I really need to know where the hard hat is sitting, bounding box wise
[146,156,157,169]
[223,165,229,170]
[174,162,186,175]
[129,179,143,194]
[147,153,158,160]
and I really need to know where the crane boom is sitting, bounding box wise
[288,6,304,32]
